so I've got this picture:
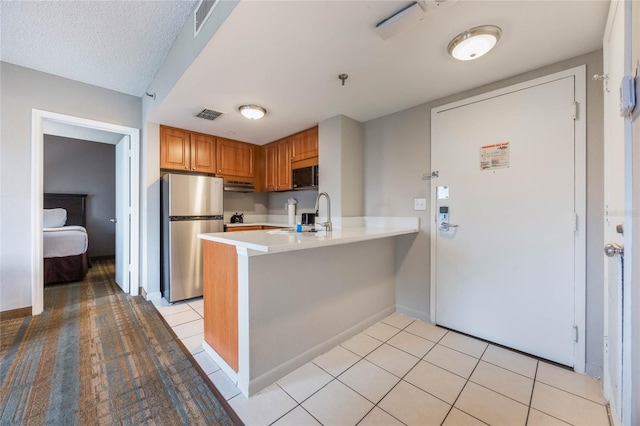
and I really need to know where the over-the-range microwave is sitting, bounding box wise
[292,164,318,190]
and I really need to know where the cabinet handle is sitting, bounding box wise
[185,166,188,169]
[218,170,222,173]
[192,167,196,170]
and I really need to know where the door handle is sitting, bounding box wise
[604,243,623,257]
[439,222,459,231]
[110,218,117,224]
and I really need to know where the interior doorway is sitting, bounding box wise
[31,109,140,315]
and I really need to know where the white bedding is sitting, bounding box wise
[43,226,88,258]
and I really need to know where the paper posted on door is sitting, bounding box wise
[480,142,510,170]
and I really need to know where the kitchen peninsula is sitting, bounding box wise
[198,217,419,396]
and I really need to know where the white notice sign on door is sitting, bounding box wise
[480,142,510,170]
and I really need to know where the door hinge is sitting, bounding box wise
[573,213,578,232]
[604,335,609,353]
[571,102,578,120]
[128,264,132,272]
[573,325,579,343]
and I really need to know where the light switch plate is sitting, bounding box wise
[414,198,427,211]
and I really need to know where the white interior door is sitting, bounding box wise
[432,75,580,366]
[115,135,130,293]
[602,1,627,423]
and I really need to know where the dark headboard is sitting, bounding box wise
[44,193,88,227]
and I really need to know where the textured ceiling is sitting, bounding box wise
[0,0,198,96]
[1,0,609,146]
[152,0,610,145]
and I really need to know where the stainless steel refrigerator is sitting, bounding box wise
[161,173,223,302]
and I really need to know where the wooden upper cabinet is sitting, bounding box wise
[160,126,217,173]
[216,138,255,178]
[263,142,277,191]
[160,126,190,171]
[276,139,292,190]
[264,138,291,192]
[191,133,217,173]
[291,126,318,162]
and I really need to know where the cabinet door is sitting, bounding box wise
[160,126,190,171]
[276,138,292,190]
[226,225,263,232]
[217,138,255,178]
[263,142,278,191]
[291,127,318,162]
[191,133,217,173]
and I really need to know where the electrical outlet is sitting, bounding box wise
[414,198,427,211]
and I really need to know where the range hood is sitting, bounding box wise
[223,180,255,193]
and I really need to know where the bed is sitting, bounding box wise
[43,193,89,284]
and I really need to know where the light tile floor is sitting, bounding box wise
[152,300,610,426]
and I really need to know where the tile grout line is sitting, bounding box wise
[525,361,538,425]
[533,379,608,406]
[439,342,490,426]
[317,317,418,426]
[481,358,537,381]
[352,329,453,425]
[266,383,302,426]
[344,318,418,426]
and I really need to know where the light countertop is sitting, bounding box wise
[200,217,419,254]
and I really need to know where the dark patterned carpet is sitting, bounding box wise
[0,258,238,425]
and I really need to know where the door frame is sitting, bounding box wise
[115,134,131,295]
[429,65,587,373]
[31,109,140,315]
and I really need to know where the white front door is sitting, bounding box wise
[432,71,584,367]
[115,135,130,293]
[602,1,629,423]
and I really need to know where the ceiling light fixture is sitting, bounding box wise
[238,104,267,120]
[448,25,501,61]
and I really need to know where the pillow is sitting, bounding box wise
[43,208,67,228]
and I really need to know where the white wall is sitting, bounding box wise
[364,105,431,322]
[363,50,605,378]
[318,115,365,219]
[0,62,141,311]
[140,2,238,299]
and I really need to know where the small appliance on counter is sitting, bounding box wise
[230,212,244,223]
[301,213,315,225]
[287,198,297,226]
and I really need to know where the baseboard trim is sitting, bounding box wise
[0,306,32,320]
[145,291,162,301]
[395,304,429,322]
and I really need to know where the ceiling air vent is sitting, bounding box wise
[194,0,220,37]
[195,108,223,121]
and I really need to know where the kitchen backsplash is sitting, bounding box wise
[223,189,318,223]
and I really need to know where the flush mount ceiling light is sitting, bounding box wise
[238,104,267,120]
[447,25,502,61]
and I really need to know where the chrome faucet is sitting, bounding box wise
[314,192,332,232]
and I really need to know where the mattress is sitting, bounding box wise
[43,226,88,258]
